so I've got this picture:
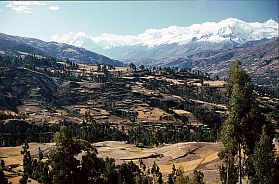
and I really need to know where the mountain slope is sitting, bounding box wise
[162,38,278,82]
[0,33,123,66]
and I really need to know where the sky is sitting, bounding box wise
[0,1,278,41]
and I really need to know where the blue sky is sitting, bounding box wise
[0,1,278,41]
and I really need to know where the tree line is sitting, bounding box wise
[0,119,218,147]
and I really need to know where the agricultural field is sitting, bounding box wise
[0,141,222,184]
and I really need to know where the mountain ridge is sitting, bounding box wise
[50,18,278,71]
[0,33,123,66]
[52,18,278,50]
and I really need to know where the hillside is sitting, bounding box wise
[0,33,123,66]
[0,54,278,143]
[0,51,278,184]
[0,54,228,125]
[163,38,279,83]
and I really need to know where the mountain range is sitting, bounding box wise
[0,18,278,85]
[51,18,278,82]
[0,33,123,66]
[52,18,278,60]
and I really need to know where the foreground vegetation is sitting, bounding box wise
[218,60,278,184]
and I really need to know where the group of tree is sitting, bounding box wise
[218,59,279,184]
[60,122,218,146]
[167,165,205,184]
[18,126,205,184]
[0,55,78,71]
[0,54,82,82]
[1,119,219,147]
[127,125,218,147]
[0,120,59,146]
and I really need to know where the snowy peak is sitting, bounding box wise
[51,32,102,50]
[52,18,278,49]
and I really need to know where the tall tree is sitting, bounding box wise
[219,59,278,184]
[48,126,98,184]
[252,124,276,184]
[20,142,32,184]
[219,59,254,184]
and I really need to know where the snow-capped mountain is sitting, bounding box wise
[52,18,278,50]
[50,18,278,83]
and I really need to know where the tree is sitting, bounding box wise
[97,63,102,71]
[219,59,277,184]
[139,65,145,70]
[167,165,177,184]
[167,165,204,184]
[173,167,191,184]
[104,157,118,184]
[48,126,98,184]
[129,63,136,71]
[20,142,32,183]
[219,59,254,184]
[252,124,276,184]
[80,151,106,184]
[19,173,28,184]
[38,147,43,161]
[0,159,5,169]
[272,157,279,184]
[118,160,144,184]
[151,162,163,184]
[192,170,205,184]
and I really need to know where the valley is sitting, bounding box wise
[0,7,278,183]
[0,52,278,183]
[1,141,222,184]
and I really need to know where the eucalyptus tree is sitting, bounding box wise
[219,59,257,184]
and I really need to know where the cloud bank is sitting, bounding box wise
[49,5,60,11]
[5,1,60,13]
[6,1,46,13]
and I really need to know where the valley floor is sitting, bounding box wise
[0,141,222,184]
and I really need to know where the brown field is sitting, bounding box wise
[204,80,226,87]
[134,107,173,121]
[0,143,54,184]
[2,140,279,184]
[1,141,222,183]
[94,141,222,183]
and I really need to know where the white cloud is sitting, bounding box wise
[6,1,46,13]
[49,5,59,11]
